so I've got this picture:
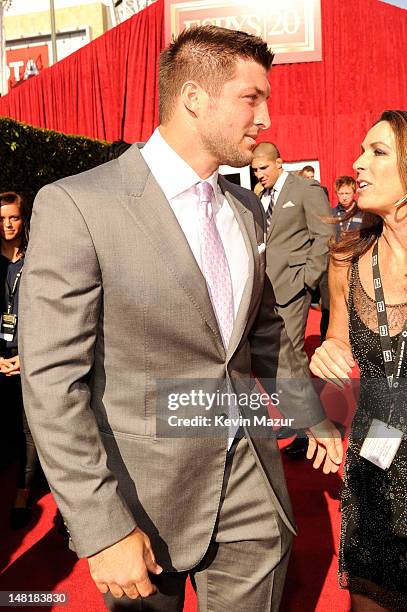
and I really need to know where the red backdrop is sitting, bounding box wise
[0,0,164,143]
[0,0,406,198]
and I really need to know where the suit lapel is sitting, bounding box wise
[268,173,294,236]
[118,145,225,356]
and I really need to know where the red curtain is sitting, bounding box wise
[0,0,164,143]
[0,0,406,199]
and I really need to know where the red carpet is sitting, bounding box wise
[0,310,352,611]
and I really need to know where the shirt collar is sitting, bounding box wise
[140,127,220,205]
[273,170,288,195]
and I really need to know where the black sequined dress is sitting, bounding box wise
[340,260,407,609]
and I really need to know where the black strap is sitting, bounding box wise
[371,241,407,406]
[5,266,23,314]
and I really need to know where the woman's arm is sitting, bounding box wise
[310,259,355,387]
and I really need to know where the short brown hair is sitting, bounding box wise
[335,176,356,192]
[299,165,314,175]
[252,142,280,160]
[159,25,274,124]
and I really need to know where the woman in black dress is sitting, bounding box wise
[0,191,39,528]
[310,110,407,611]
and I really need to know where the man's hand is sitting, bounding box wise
[310,339,355,388]
[304,419,343,474]
[88,528,163,600]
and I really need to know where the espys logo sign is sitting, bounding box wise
[165,0,322,64]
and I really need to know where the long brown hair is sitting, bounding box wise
[330,110,407,264]
[0,191,32,253]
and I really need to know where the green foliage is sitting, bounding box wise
[0,117,111,206]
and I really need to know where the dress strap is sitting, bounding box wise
[347,258,358,311]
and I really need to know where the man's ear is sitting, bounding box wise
[276,157,283,169]
[180,81,205,116]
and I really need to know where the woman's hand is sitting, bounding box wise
[0,357,10,373]
[305,418,344,473]
[1,355,21,376]
[310,339,355,388]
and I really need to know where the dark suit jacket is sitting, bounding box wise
[19,146,325,569]
[261,174,333,306]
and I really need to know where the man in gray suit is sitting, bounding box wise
[251,143,332,374]
[19,26,341,611]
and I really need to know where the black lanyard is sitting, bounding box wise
[5,266,23,315]
[372,241,407,421]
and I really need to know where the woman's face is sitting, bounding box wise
[0,203,24,243]
[353,120,405,214]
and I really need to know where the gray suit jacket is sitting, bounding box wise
[19,145,325,570]
[263,174,332,306]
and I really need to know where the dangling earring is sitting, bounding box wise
[394,193,407,207]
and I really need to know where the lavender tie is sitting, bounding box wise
[196,181,234,348]
[197,181,238,447]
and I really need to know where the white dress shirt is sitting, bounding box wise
[260,170,289,214]
[141,128,249,319]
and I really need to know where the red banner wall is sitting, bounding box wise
[0,0,406,198]
[0,0,164,143]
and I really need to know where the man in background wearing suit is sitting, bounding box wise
[251,142,332,374]
[252,143,333,457]
[19,26,341,611]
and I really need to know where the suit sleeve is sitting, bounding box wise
[303,181,333,290]
[19,184,137,558]
[249,275,325,429]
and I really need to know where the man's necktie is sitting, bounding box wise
[196,181,238,446]
[265,188,275,230]
[197,181,234,348]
